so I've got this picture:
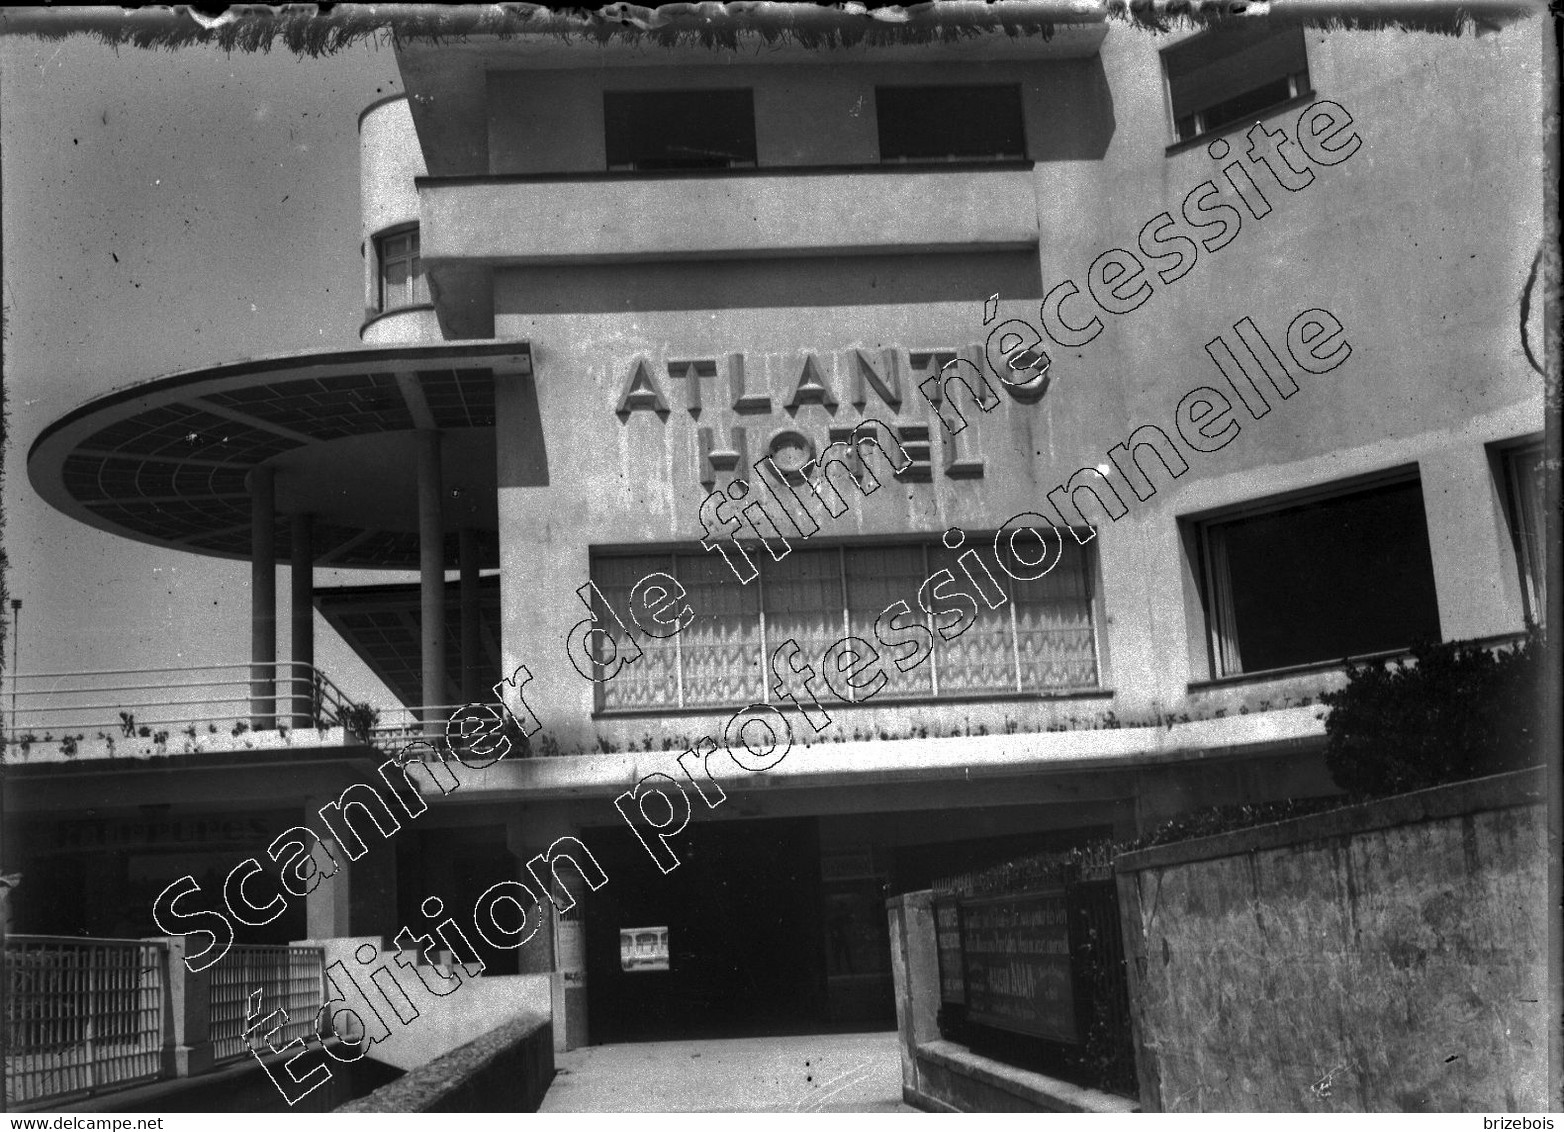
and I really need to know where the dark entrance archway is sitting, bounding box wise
[581,816,838,1043]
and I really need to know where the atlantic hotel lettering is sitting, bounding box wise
[611,339,1052,489]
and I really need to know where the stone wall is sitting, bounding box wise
[1115,768,1549,1112]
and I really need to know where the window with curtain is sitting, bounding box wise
[1503,440,1547,629]
[592,536,1100,711]
[1162,26,1312,143]
[1197,476,1442,677]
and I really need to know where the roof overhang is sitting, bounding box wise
[28,341,531,570]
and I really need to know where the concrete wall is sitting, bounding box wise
[1114,768,1549,1112]
[466,22,1546,753]
[360,95,428,330]
[337,1013,554,1113]
[485,58,1111,175]
[305,936,552,1072]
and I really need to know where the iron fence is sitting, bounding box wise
[3,935,167,1108]
[208,944,325,1064]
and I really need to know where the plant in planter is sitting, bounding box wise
[340,702,380,743]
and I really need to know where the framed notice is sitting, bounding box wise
[934,899,965,1005]
[619,925,670,973]
[958,890,1078,1045]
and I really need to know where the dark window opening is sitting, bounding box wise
[1200,478,1442,675]
[876,85,1026,163]
[1502,440,1548,629]
[604,90,757,171]
[375,226,426,312]
[1164,26,1312,143]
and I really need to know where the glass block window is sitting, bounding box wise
[375,226,427,311]
[592,536,1100,711]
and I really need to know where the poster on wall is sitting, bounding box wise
[620,925,670,973]
[959,891,1078,1045]
[559,916,587,987]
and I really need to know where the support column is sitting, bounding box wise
[250,465,276,731]
[303,834,352,941]
[291,512,315,728]
[416,431,447,736]
[459,526,481,705]
[508,811,588,1052]
[159,936,215,1078]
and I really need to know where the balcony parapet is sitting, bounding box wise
[2,661,371,765]
[418,161,1040,266]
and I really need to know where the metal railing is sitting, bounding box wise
[2,662,363,755]
[367,704,467,748]
[208,945,325,1065]
[3,935,167,1108]
[3,935,330,1110]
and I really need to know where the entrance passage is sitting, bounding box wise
[582,817,893,1043]
[541,1032,908,1112]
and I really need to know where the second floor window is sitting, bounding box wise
[876,85,1026,162]
[590,537,1101,713]
[1163,26,1312,144]
[604,90,758,171]
[1196,475,1442,677]
[376,226,427,311]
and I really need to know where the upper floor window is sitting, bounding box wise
[590,536,1101,713]
[1501,439,1548,628]
[375,226,427,311]
[604,90,758,171]
[876,85,1026,163]
[1163,26,1312,144]
[1196,474,1442,677]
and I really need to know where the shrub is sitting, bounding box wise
[1320,629,1545,797]
[340,702,380,743]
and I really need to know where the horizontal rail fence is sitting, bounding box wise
[3,935,167,1108]
[208,945,326,1064]
[367,704,551,757]
[2,662,360,752]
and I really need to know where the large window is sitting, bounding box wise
[375,226,427,311]
[604,90,758,171]
[1197,476,1442,677]
[1502,440,1548,629]
[591,538,1101,712]
[876,85,1026,163]
[1162,26,1312,144]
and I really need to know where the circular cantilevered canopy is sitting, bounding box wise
[28,341,533,570]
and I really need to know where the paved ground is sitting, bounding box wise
[540,1030,917,1113]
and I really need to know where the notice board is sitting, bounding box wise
[958,890,1078,1044]
[934,900,965,1004]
